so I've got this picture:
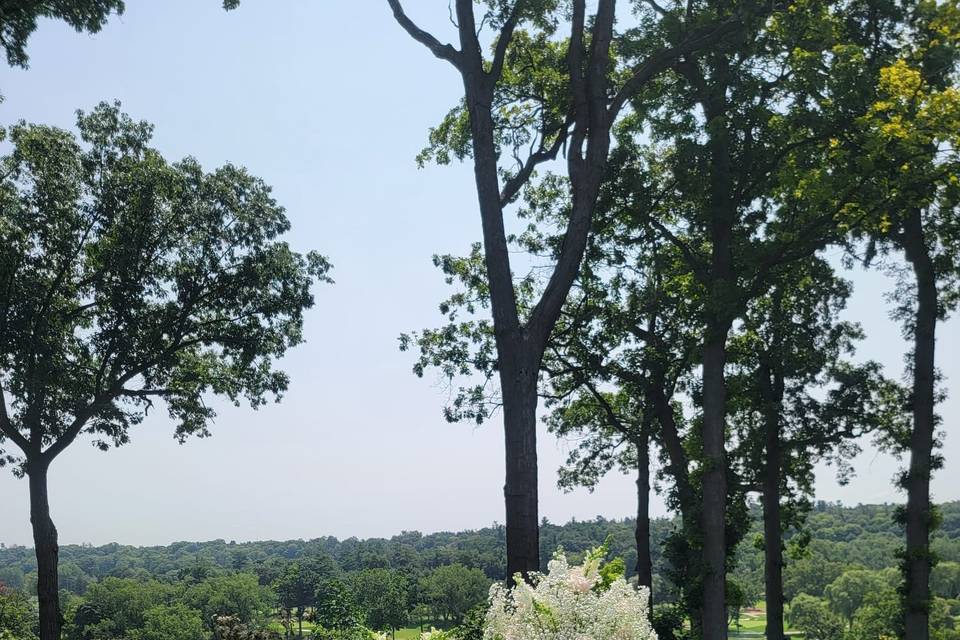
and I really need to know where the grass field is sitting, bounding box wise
[728,600,805,638]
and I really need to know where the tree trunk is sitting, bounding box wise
[500,353,540,583]
[762,413,784,640]
[697,56,734,640]
[635,429,653,597]
[29,460,61,640]
[701,333,730,640]
[649,370,700,629]
[902,209,938,640]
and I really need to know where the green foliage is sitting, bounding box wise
[847,588,901,640]
[211,614,280,640]
[313,579,363,638]
[651,603,687,640]
[181,573,272,630]
[348,569,408,632]
[0,101,331,473]
[131,603,205,640]
[70,577,174,638]
[787,593,845,640]
[824,569,887,626]
[274,555,337,625]
[0,584,38,640]
[932,561,960,599]
[419,564,490,624]
[451,603,486,640]
[0,0,124,68]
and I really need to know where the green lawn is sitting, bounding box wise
[728,600,805,638]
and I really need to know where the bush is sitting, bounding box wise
[652,603,688,640]
[483,547,656,639]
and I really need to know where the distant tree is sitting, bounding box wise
[848,589,901,640]
[134,604,205,640]
[57,562,90,595]
[211,614,280,640]
[314,579,363,640]
[787,594,845,640]
[348,568,408,635]
[725,579,746,631]
[782,557,845,601]
[75,577,173,638]
[0,583,38,640]
[0,566,25,591]
[0,103,330,640]
[182,573,273,630]
[275,558,336,638]
[932,562,960,600]
[824,570,886,630]
[420,564,489,624]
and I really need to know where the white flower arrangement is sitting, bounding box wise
[483,546,657,640]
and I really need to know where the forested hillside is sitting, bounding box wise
[2,501,958,598]
[3,502,960,638]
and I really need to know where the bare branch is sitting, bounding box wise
[499,123,568,206]
[647,217,710,282]
[639,0,671,17]
[0,387,31,454]
[388,0,463,69]
[526,0,615,348]
[489,1,525,83]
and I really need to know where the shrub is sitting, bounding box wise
[483,547,656,639]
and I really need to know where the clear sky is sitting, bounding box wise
[0,1,956,547]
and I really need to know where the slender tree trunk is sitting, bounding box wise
[28,459,61,640]
[762,416,785,640]
[635,429,653,597]
[701,331,730,640]
[902,209,938,640]
[649,373,700,630]
[500,353,540,582]
[696,57,734,640]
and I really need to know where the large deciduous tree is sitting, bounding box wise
[390,0,757,584]
[727,257,907,640]
[824,4,960,635]
[608,3,912,633]
[0,103,330,640]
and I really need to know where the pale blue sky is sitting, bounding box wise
[0,1,956,547]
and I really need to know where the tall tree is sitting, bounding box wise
[390,0,753,582]
[0,103,330,640]
[541,223,704,605]
[614,3,913,633]
[846,5,960,635]
[726,257,907,640]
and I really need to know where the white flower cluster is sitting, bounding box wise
[483,550,657,640]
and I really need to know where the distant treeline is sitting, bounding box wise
[2,500,959,600]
